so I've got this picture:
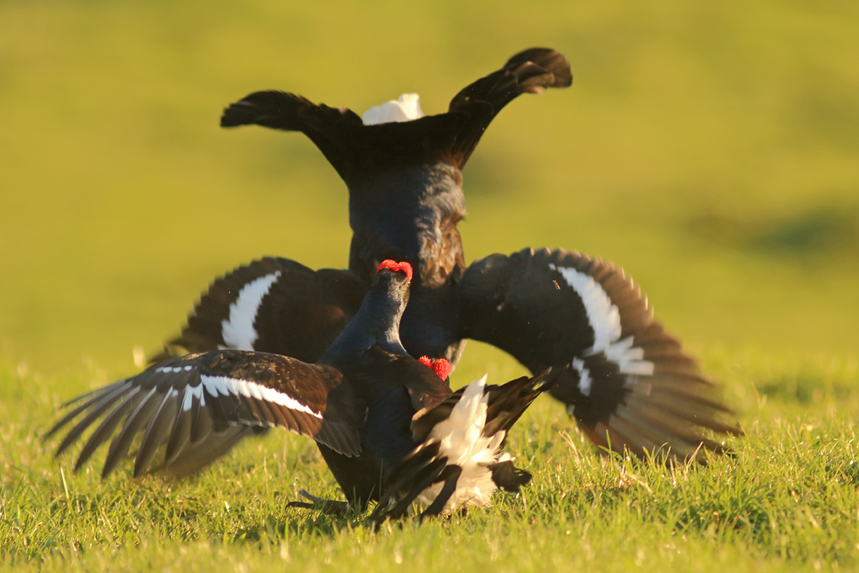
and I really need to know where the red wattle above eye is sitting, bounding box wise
[418,355,451,380]
[377,260,413,282]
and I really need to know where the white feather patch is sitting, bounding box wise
[362,93,424,125]
[181,384,204,412]
[200,374,323,419]
[155,365,196,374]
[572,358,592,396]
[417,375,506,513]
[220,272,281,351]
[604,336,655,376]
[549,264,655,378]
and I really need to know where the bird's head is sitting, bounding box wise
[318,259,414,361]
[373,259,413,309]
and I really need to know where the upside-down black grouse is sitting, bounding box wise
[152,48,741,462]
[50,261,559,519]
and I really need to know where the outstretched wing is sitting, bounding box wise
[151,257,366,364]
[47,350,365,478]
[458,248,742,462]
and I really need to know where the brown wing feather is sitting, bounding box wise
[49,350,365,479]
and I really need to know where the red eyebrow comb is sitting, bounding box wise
[377,260,413,282]
[419,356,452,380]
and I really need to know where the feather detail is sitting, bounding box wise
[416,375,505,512]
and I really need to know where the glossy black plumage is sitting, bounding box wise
[50,263,554,518]
[156,47,741,463]
[151,258,364,364]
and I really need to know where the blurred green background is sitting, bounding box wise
[1,0,857,378]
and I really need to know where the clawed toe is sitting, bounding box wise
[287,489,351,517]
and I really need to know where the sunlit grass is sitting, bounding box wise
[2,349,858,571]
[1,0,858,571]
[2,0,858,373]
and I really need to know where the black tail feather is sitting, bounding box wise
[487,460,532,492]
[371,446,448,522]
[221,91,363,179]
[418,465,463,520]
[220,48,571,180]
[446,48,572,168]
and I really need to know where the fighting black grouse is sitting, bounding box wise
[50,261,558,519]
[152,48,741,462]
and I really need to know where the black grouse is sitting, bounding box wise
[152,47,741,462]
[50,261,559,519]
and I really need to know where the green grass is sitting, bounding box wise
[2,348,858,571]
[2,0,859,570]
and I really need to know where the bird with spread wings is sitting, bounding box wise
[146,48,741,462]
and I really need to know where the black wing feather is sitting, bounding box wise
[133,391,179,477]
[151,257,366,364]
[102,386,162,477]
[50,381,133,455]
[458,247,742,462]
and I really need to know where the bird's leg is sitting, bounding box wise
[418,465,462,521]
[286,489,350,517]
[370,457,448,524]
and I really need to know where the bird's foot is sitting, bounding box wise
[286,489,350,517]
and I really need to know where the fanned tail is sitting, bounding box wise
[373,368,559,521]
[220,48,572,182]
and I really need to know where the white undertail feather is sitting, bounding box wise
[362,94,424,125]
[417,375,508,514]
